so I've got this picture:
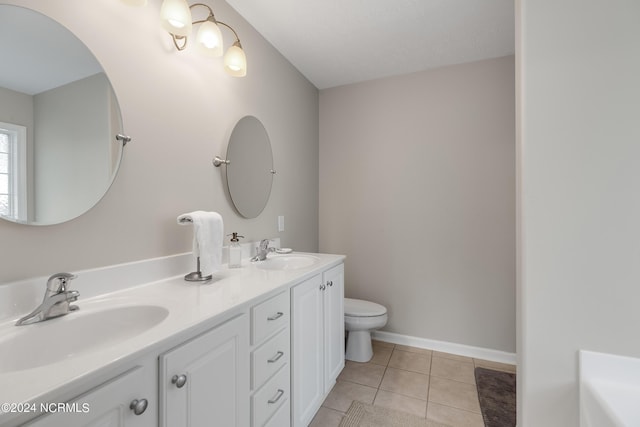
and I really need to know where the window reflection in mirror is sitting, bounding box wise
[0,123,27,221]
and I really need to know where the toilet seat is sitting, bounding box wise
[344,298,387,317]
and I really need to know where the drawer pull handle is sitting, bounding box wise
[172,374,188,388]
[129,398,148,415]
[268,389,285,404]
[268,351,284,363]
[267,312,284,321]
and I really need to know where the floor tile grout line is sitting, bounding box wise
[427,398,484,415]
[372,361,387,404]
[386,365,431,377]
[379,344,428,413]
[429,373,477,386]
[377,384,430,402]
[369,344,390,413]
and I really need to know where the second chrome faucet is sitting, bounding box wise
[250,239,276,262]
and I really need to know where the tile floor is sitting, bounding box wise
[309,340,516,427]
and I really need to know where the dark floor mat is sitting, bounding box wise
[474,367,516,427]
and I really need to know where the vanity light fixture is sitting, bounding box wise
[160,0,247,77]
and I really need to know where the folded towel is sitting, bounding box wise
[177,211,223,276]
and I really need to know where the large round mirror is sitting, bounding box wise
[0,5,125,225]
[226,116,274,218]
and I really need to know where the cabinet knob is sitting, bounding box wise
[328,281,333,287]
[171,374,188,388]
[129,398,148,415]
[320,284,326,291]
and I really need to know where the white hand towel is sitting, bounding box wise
[177,211,223,276]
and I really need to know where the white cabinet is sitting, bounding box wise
[291,274,324,427]
[323,264,345,389]
[159,314,249,427]
[250,291,290,427]
[26,365,156,427]
[291,263,344,427]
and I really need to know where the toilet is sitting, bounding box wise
[344,298,388,362]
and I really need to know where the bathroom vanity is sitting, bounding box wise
[0,252,345,427]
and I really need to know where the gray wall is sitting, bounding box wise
[0,0,319,284]
[518,0,640,425]
[319,56,516,353]
[0,87,32,130]
[34,74,112,223]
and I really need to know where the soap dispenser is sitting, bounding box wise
[228,232,244,268]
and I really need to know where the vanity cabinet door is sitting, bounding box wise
[291,274,324,427]
[323,263,345,393]
[159,314,249,427]
[25,366,155,427]
[291,263,345,427]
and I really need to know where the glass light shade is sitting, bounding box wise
[121,0,147,6]
[160,0,192,37]
[195,20,223,57]
[224,43,247,77]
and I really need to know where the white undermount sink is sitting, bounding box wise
[580,350,640,426]
[256,254,320,270]
[0,305,169,373]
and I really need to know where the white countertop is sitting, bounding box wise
[0,251,344,424]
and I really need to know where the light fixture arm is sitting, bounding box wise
[170,3,242,51]
[216,21,241,45]
[171,34,188,51]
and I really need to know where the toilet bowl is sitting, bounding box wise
[344,298,388,362]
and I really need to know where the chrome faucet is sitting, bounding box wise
[16,273,80,326]
[251,239,276,262]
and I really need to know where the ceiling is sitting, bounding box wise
[0,6,102,95]
[0,2,514,94]
[225,0,515,90]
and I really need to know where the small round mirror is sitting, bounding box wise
[225,116,274,218]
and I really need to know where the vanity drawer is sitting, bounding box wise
[252,291,289,345]
[264,398,290,427]
[252,328,290,390]
[252,365,289,427]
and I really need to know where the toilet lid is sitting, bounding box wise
[344,298,387,317]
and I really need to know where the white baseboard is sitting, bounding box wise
[372,330,516,365]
